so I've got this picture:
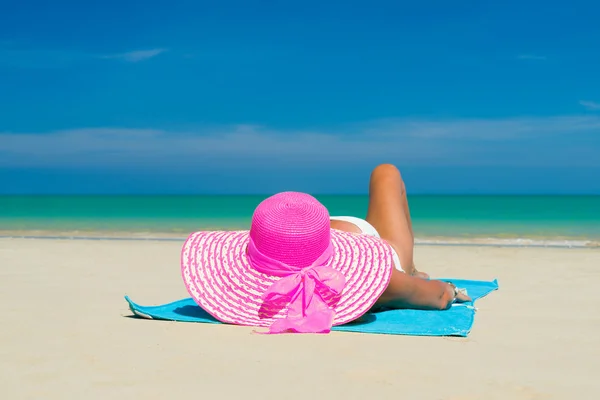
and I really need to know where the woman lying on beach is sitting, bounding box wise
[181,163,471,334]
[330,163,471,310]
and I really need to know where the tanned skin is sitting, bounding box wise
[330,164,471,310]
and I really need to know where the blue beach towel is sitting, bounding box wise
[125,278,498,337]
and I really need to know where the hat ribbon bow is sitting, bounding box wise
[247,238,346,334]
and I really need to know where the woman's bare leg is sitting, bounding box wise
[399,175,415,239]
[363,164,461,309]
[365,164,423,276]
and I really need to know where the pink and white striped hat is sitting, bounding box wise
[181,192,394,334]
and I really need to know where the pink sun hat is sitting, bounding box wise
[180,191,394,334]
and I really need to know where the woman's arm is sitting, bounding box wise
[376,269,471,310]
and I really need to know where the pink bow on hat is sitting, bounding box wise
[247,238,346,334]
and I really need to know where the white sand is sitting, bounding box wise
[1,238,599,399]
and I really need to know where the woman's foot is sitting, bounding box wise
[413,271,430,279]
[410,265,430,279]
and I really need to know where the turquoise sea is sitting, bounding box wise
[1,195,599,246]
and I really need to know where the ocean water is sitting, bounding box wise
[0,195,599,246]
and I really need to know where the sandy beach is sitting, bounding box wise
[1,237,598,399]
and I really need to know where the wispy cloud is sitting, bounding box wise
[517,54,547,61]
[0,46,167,68]
[1,116,600,170]
[353,116,600,140]
[579,100,600,111]
[98,48,167,63]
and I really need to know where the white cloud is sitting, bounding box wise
[1,116,599,170]
[98,48,167,63]
[517,54,547,61]
[0,46,168,67]
[579,100,600,111]
[356,116,600,140]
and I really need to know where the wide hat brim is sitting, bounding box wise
[181,229,394,328]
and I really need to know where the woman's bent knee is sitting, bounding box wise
[371,164,402,183]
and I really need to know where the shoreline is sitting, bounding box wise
[1,230,598,249]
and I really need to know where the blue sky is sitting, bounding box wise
[1,0,599,194]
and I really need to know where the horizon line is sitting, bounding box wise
[1,193,599,197]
